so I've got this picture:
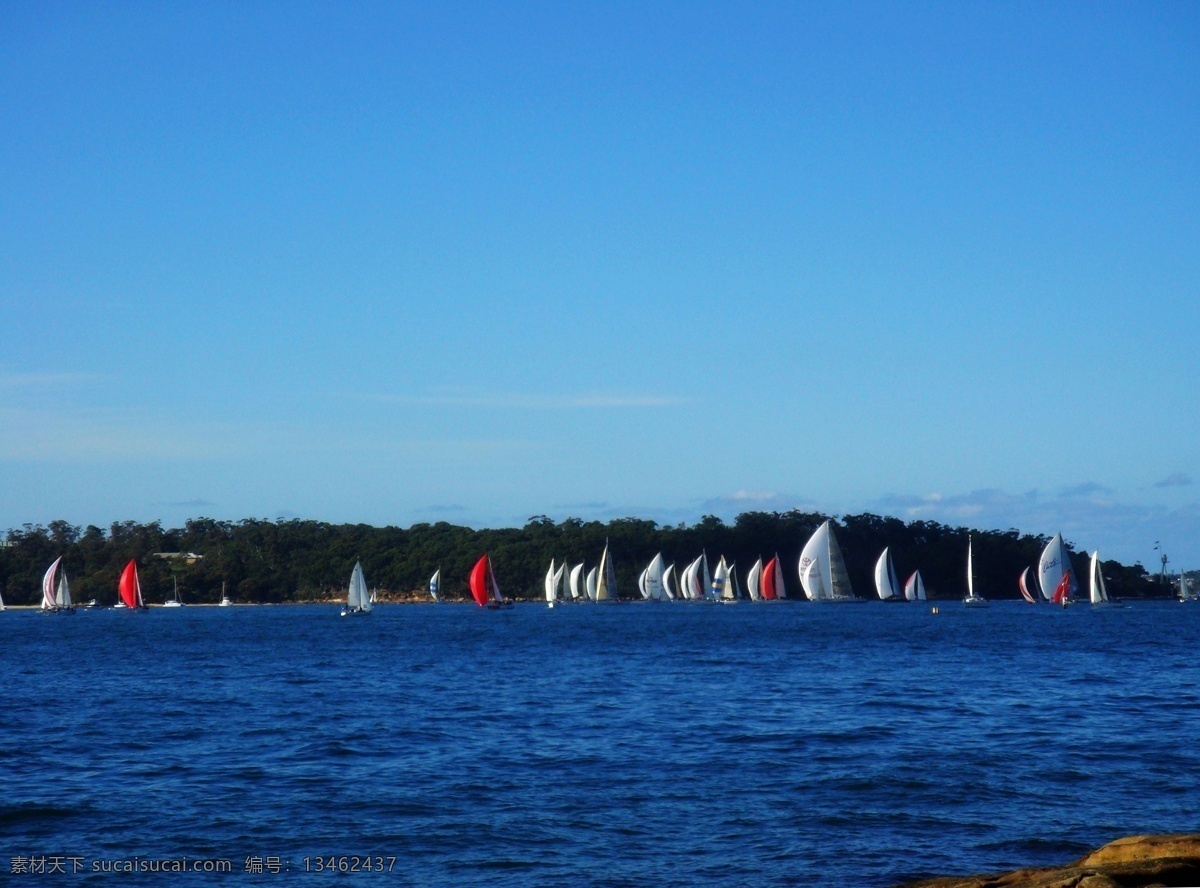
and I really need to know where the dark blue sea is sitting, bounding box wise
[3,600,1198,885]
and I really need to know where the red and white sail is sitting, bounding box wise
[1018,567,1038,604]
[42,557,64,610]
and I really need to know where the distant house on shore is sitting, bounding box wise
[154,552,204,565]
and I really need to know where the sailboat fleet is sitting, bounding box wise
[5,524,1179,612]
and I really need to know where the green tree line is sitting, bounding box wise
[0,512,1159,606]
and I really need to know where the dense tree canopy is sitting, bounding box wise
[0,513,1160,606]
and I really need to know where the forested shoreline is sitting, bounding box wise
[0,512,1163,606]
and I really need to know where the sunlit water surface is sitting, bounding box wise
[3,600,1198,885]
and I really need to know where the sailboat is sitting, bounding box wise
[874,547,903,602]
[595,541,618,602]
[429,568,441,602]
[41,556,76,614]
[1039,533,1077,606]
[544,559,559,608]
[761,555,787,601]
[746,558,763,601]
[904,570,927,601]
[585,566,598,601]
[117,560,148,611]
[340,561,372,616]
[469,554,509,608]
[1017,568,1039,604]
[164,576,185,608]
[219,581,233,607]
[798,520,857,601]
[1089,551,1125,608]
[568,563,584,601]
[962,535,989,607]
[1177,572,1192,603]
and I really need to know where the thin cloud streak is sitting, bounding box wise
[0,372,96,389]
[345,391,692,410]
[1155,473,1193,488]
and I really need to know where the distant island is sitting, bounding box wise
[0,512,1177,607]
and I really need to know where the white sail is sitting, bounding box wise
[42,557,63,610]
[747,558,763,601]
[596,542,617,601]
[1038,533,1077,603]
[1181,572,1190,602]
[544,559,558,603]
[687,556,705,599]
[662,563,676,600]
[56,572,71,608]
[963,536,989,606]
[637,567,649,599]
[874,548,901,601]
[488,556,504,603]
[700,551,713,600]
[798,520,854,601]
[967,537,974,598]
[585,566,598,601]
[429,569,441,602]
[1089,551,1108,603]
[645,553,666,600]
[553,563,566,601]
[569,563,584,600]
[347,561,371,612]
[904,570,926,601]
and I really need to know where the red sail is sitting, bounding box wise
[118,560,140,608]
[468,555,490,607]
[1052,572,1072,605]
[761,557,778,600]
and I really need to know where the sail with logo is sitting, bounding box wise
[798,521,856,601]
[1039,533,1077,606]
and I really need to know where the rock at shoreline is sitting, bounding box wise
[895,834,1200,888]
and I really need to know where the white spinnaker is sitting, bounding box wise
[874,547,900,600]
[662,563,676,600]
[569,563,584,599]
[798,522,830,600]
[904,570,926,601]
[747,558,762,601]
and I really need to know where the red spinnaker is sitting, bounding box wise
[118,560,140,608]
[761,557,778,600]
[1052,572,1072,605]
[468,555,490,607]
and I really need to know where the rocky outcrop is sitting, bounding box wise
[895,834,1200,888]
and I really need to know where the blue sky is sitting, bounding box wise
[2,1,1197,569]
